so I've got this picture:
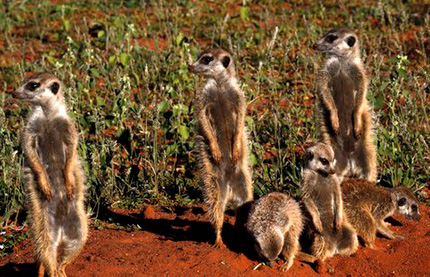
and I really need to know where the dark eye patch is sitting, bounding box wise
[398,197,406,207]
[25,81,41,91]
[50,82,60,94]
[319,157,329,166]
[325,34,338,43]
[346,36,356,47]
[200,56,213,65]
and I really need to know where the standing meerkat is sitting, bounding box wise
[13,73,87,277]
[313,27,377,182]
[342,178,420,248]
[301,143,358,261]
[189,48,253,247]
[236,192,316,272]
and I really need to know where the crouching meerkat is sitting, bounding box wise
[189,48,253,247]
[13,73,87,277]
[236,192,316,272]
[342,178,420,248]
[301,143,358,261]
[314,27,377,182]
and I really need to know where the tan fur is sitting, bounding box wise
[14,73,87,277]
[314,27,377,182]
[301,143,358,261]
[239,192,312,271]
[190,48,253,247]
[342,178,420,248]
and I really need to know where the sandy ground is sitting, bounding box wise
[1,204,430,276]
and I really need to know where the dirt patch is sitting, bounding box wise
[1,204,430,276]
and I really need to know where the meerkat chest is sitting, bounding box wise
[207,91,238,129]
[35,118,68,168]
[312,185,338,219]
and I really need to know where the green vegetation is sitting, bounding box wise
[0,0,429,240]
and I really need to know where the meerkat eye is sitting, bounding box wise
[50,82,60,95]
[325,34,338,43]
[397,197,406,206]
[346,36,356,47]
[200,56,213,65]
[26,81,41,91]
[411,204,418,212]
[222,56,231,68]
[319,158,329,165]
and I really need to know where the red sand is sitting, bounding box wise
[1,204,430,276]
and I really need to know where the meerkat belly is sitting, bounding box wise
[331,71,357,151]
[314,188,336,227]
[38,123,67,191]
[209,96,237,156]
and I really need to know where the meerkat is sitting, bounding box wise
[236,192,316,272]
[13,73,87,277]
[313,27,377,182]
[189,48,253,247]
[342,178,420,248]
[301,143,358,261]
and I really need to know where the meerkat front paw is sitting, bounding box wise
[232,145,242,164]
[38,175,52,200]
[65,172,75,200]
[394,234,405,240]
[211,145,222,163]
[279,260,293,272]
[314,221,324,233]
[331,114,339,134]
[354,115,363,138]
[334,222,342,232]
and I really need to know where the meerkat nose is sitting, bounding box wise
[188,65,195,73]
[312,43,317,50]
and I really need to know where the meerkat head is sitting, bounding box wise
[254,230,283,264]
[13,73,63,106]
[189,48,236,79]
[392,187,420,220]
[304,142,336,176]
[313,27,359,58]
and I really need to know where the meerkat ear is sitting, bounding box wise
[346,36,356,47]
[50,82,60,94]
[222,56,231,68]
[305,149,314,163]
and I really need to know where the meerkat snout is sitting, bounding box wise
[13,74,62,104]
[313,28,358,57]
[394,189,421,220]
[189,48,234,78]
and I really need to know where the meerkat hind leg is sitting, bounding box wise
[57,213,86,277]
[354,209,377,248]
[206,174,228,248]
[38,263,45,277]
[336,224,358,256]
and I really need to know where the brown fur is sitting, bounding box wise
[14,73,87,277]
[190,48,253,247]
[314,27,377,182]
[301,143,358,261]
[342,178,420,248]
[238,192,314,271]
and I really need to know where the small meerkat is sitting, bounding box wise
[342,178,420,248]
[189,48,253,247]
[13,73,87,277]
[313,27,377,182]
[301,143,358,261]
[236,192,315,272]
